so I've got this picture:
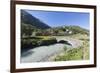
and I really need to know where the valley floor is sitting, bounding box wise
[21,34,89,62]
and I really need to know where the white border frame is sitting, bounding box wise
[15,4,94,69]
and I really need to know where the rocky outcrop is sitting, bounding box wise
[58,40,72,46]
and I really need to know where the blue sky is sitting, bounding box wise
[25,10,90,29]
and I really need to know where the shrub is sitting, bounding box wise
[39,38,57,46]
[21,36,57,49]
[21,39,33,49]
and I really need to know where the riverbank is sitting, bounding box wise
[21,34,86,62]
[49,34,89,61]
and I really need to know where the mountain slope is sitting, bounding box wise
[49,25,89,35]
[64,25,89,34]
[21,10,50,29]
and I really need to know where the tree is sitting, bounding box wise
[54,30,59,35]
[21,23,34,37]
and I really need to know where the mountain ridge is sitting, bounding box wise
[21,10,51,29]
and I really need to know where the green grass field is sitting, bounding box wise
[53,34,89,61]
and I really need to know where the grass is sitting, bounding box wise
[53,34,89,61]
[36,36,55,40]
[54,46,83,61]
[70,33,89,40]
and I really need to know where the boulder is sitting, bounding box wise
[58,40,72,46]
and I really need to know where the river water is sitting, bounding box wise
[21,37,82,63]
[21,43,71,63]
